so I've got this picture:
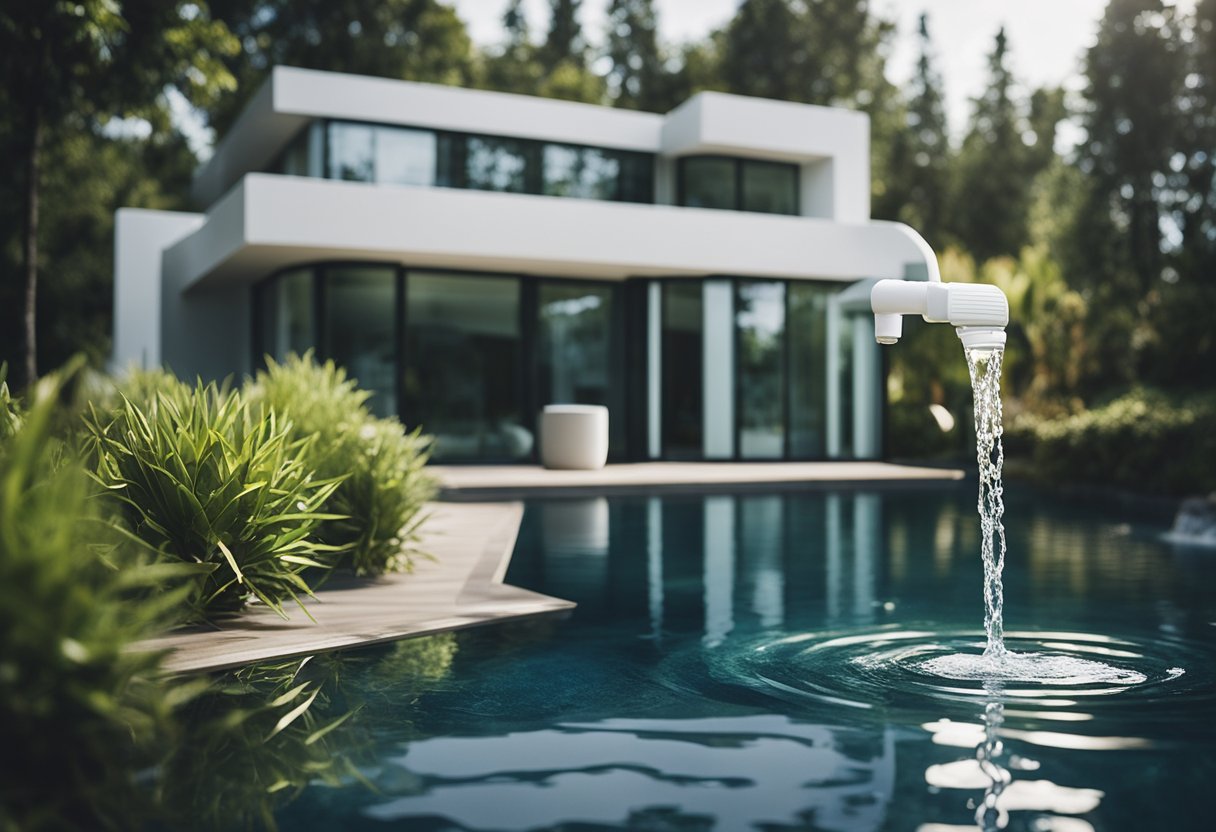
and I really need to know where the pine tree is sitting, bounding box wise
[482,0,545,95]
[951,28,1040,263]
[605,0,670,112]
[874,14,951,247]
[541,0,585,70]
[1065,0,1184,387]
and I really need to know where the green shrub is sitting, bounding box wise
[1006,388,1216,495]
[248,353,436,576]
[0,370,197,831]
[0,362,20,443]
[86,381,346,620]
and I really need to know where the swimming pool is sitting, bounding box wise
[238,485,1213,830]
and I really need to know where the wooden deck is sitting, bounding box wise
[139,502,573,675]
[433,461,964,500]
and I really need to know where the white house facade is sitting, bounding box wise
[113,66,935,463]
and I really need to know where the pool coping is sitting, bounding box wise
[432,461,965,501]
[136,502,575,675]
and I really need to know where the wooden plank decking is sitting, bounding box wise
[139,502,573,675]
[433,461,964,500]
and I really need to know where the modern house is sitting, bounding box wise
[113,66,935,463]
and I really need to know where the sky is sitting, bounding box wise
[450,0,1193,140]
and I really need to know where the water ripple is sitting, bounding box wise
[701,626,1215,728]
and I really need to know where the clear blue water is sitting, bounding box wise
[255,485,1215,831]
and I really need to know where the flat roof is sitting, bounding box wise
[194,66,870,207]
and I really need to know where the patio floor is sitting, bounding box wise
[137,502,573,675]
[432,461,964,500]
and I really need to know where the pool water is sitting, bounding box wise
[261,485,1216,831]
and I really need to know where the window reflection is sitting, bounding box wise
[680,157,736,210]
[375,126,436,187]
[737,281,786,458]
[537,282,624,454]
[742,160,798,214]
[789,283,833,457]
[327,122,374,181]
[256,268,313,365]
[323,266,397,417]
[680,156,799,215]
[662,282,703,458]
[403,273,529,461]
[543,145,621,200]
[465,137,535,193]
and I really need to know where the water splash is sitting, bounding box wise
[967,347,1007,658]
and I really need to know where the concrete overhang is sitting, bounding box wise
[166,174,935,293]
[193,66,665,206]
[660,92,869,163]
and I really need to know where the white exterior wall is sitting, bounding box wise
[113,67,936,456]
[112,209,205,372]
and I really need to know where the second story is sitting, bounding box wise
[193,66,872,223]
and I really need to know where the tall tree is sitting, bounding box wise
[951,28,1060,263]
[1148,0,1216,384]
[873,14,951,247]
[0,1,237,386]
[207,0,476,136]
[481,0,545,94]
[605,0,671,112]
[1068,0,1183,387]
[541,0,586,70]
[721,0,892,106]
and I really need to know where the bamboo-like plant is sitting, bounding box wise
[247,353,436,576]
[0,367,201,831]
[86,381,346,620]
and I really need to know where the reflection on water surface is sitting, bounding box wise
[258,486,1215,831]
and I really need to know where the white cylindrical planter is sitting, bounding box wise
[540,404,609,470]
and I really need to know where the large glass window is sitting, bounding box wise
[679,156,799,215]
[323,266,397,418]
[742,160,799,215]
[542,145,654,203]
[255,268,314,364]
[537,282,624,453]
[736,281,786,458]
[375,126,437,187]
[680,157,737,210]
[327,122,375,182]
[789,283,832,457]
[403,273,528,461]
[662,282,703,458]
[543,145,620,200]
[464,136,537,193]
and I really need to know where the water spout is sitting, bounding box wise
[870,278,1009,351]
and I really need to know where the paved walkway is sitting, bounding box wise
[138,502,573,674]
[432,461,963,500]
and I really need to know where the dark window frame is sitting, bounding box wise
[251,266,867,463]
[304,117,654,204]
[676,155,800,216]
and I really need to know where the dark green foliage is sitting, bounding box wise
[0,368,199,831]
[248,353,436,576]
[206,0,475,135]
[874,14,951,249]
[87,381,345,620]
[0,364,20,443]
[1006,389,1216,495]
[605,0,673,111]
[951,28,1061,263]
[541,0,586,69]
